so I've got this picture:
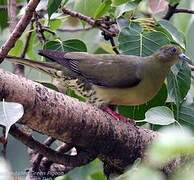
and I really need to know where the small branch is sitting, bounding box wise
[29,137,56,172]
[0,0,41,62]
[163,3,179,20]
[33,12,46,44]
[0,3,24,10]
[8,0,25,76]
[61,7,118,37]
[20,21,34,58]
[163,3,194,20]
[10,125,96,168]
[42,27,56,35]
[174,8,194,14]
[57,27,93,32]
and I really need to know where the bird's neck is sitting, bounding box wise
[143,57,172,85]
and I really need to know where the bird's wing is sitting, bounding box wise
[39,50,143,88]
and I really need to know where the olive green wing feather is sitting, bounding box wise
[38,50,143,88]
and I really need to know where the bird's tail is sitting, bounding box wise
[5,56,68,78]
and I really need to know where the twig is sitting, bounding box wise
[42,27,56,35]
[10,125,96,167]
[163,3,179,20]
[57,27,93,32]
[30,137,56,172]
[0,0,41,62]
[27,140,73,179]
[0,3,24,10]
[33,12,46,44]
[21,21,34,58]
[174,8,194,14]
[163,3,194,20]
[61,7,118,37]
[8,0,25,76]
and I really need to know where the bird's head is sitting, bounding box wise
[155,44,192,65]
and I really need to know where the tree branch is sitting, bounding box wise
[61,7,118,37]
[0,0,41,62]
[0,68,188,175]
[163,3,194,20]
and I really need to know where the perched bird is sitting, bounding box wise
[38,45,192,110]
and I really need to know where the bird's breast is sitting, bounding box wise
[93,79,164,106]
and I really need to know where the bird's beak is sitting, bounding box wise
[179,53,193,65]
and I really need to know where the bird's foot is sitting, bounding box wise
[102,107,129,123]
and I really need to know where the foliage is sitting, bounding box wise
[1,0,194,179]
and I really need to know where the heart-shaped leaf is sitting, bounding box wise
[144,106,176,125]
[0,101,24,138]
[118,23,170,56]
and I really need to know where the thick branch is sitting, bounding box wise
[0,68,187,175]
[0,0,40,62]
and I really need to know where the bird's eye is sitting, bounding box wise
[171,47,177,54]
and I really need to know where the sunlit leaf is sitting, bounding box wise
[144,106,176,125]
[0,101,24,138]
[44,39,87,52]
[167,0,181,5]
[112,0,133,6]
[74,0,101,18]
[8,40,23,56]
[94,0,111,19]
[115,1,139,17]
[47,0,62,19]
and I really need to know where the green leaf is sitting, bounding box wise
[26,31,40,60]
[49,19,62,30]
[167,62,191,105]
[66,88,86,102]
[8,40,23,56]
[0,0,8,29]
[87,171,107,180]
[47,0,62,19]
[118,23,170,56]
[118,84,167,120]
[94,0,112,19]
[44,39,87,52]
[0,101,24,138]
[39,82,59,91]
[61,159,103,180]
[112,0,132,6]
[117,166,165,180]
[115,1,139,17]
[74,0,102,18]
[179,103,194,126]
[144,106,176,125]
[173,0,191,33]
[167,0,181,5]
[158,20,185,48]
